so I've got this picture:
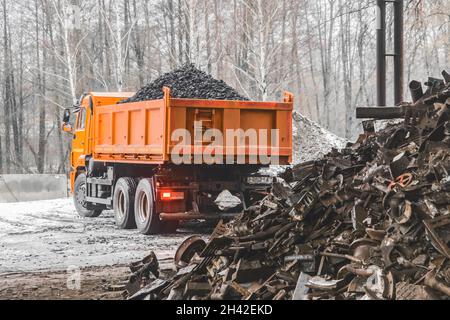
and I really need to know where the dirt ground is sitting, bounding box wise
[0,266,131,300]
[0,198,205,300]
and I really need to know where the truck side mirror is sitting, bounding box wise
[62,109,73,133]
[63,109,71,124]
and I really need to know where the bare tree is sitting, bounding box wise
[0,0,448,173]
[2,0,11,173]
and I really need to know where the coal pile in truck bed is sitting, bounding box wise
[121,64,248,103]
[122,71,450,301]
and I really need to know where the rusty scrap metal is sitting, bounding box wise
[395,282,438,300]
[423,215,450,259]
[356,107,407,120]
[424,271,450,297]
[126,71,450,300]
[410,81,425,103]
[174,236,207,270]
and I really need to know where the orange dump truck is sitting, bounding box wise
[62,88,293,234]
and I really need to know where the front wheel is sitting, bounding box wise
[74,173,103,218]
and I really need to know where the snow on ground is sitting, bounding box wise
[0,198,196,274]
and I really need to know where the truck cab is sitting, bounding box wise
[63,93,135,219]
[63,93,135,196]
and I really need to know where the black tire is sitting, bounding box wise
[74,173,103,218]
[113,178,137,229]
[134,178,162,235]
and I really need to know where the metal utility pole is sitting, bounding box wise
[377,0,387,107]
[393,0,404,105]
[376,0,404,107]
[357,0,405,120]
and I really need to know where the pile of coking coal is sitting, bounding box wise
[121,64,248,103]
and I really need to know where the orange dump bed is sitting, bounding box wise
[93,88,293,165]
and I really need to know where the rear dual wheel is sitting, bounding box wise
[74,174,178,234]
[113,178,138,229]
[134,179,179,235]
[113,177,179,235]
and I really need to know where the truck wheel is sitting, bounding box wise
[134,179,161,235]
[74,173,103,218]
[113,178,137,229]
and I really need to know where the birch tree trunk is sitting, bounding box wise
[2,0,11,173]
[35,0,46,173]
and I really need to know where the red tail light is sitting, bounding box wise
[162,192,172,199]
[160,191,185,201]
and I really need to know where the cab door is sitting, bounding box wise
[71,104,88,170]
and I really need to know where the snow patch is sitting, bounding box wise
[214,190,242,211]
[293,112,348,164]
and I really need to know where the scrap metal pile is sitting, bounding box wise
[121,64,248,103]
[126,72,450,300]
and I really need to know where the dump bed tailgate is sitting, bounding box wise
[93,88,293,165]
